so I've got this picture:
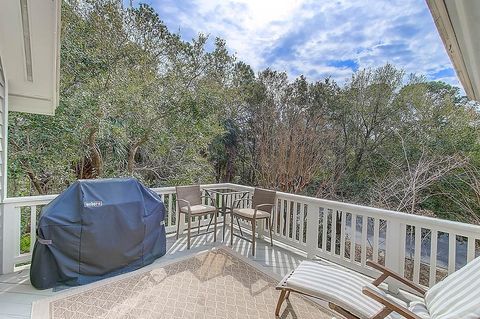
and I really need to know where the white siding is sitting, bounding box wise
[0,55,6,200]
[0,55,6,274]
[0,56,5,200]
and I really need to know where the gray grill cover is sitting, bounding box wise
[30,178,166,289]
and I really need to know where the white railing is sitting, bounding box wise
[227,184,480,290]
[0,183,232,274]
[1,183,479,292]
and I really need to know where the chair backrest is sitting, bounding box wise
[425,255,480,319]
[176,185,202,209]
[252,188,276,212]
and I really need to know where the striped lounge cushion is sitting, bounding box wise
[281,260,431,319]
[425,255,480,319]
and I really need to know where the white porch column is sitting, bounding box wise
[0,55,7,200]
[0,56,12,274]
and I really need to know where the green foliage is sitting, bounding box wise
[7,1,480,224]
[20,235,30,255]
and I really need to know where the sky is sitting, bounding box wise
[129,0,461,88]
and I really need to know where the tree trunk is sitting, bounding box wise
[27,171,45,195]
[224,146,237,182]
[127,136,148,175]
[88,129,103,177]
[127,144,139,175]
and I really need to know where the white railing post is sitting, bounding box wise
[306,204,319,259]
[384,219,402,292]
[0,203,20,274]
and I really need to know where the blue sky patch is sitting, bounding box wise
[127,0,461,89]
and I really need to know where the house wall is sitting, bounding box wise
[0,55,8,273]
[0,55,6,200]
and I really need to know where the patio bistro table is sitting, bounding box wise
[204,188,250,241]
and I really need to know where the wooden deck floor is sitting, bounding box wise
[0,230,308,319]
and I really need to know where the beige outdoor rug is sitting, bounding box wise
[32,248,335,319]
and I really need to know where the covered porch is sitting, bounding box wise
[0,183,479,318]
[0,0,480,318]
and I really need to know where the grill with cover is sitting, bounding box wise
[30,178,166,289]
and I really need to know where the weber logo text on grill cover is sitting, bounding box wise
[84,201,103,208]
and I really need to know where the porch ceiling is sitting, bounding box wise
[427,0,480,101]
[0,0,61,115]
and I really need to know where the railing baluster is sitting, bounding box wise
[373,218,379,262]
[14,207,21,258]
[30,205,37,253]
[286,200,291,239]
[467,236,476,263]
[331,210,337,254]
[299,203,305,244]
[361,215,368,266]
[168,194,173,227]
[413,226,422,283]
[340,211,346,258]
[429,229,438,286]
[448,233,456,274]
[399,223,406,277]
[276,198,282,235]
[350,213,357,262]
[322,208,328,252]
[293,202,297,241]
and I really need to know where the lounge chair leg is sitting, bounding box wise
[275,289,287,316]
[252,219,256,256]
[187,215,191,250]
[329,303,359,319]
[269,217,273,247]
[285,291,290,300]
[176,212,181,240]
[213,211,217,242]
[197,218,200,234]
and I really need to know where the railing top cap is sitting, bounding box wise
[3,182,479,235]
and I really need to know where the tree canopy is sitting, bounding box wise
[8,0,480,224]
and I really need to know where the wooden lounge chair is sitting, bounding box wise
[275,255,480,318]
[175,185,217,249]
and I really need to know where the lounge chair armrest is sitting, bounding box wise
[367,261,427,295]
[362,286,422,319]
[200,195,217,208]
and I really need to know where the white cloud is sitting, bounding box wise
[144,0,461,89]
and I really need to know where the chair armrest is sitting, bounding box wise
[176,199,191,213]
[362,286,423,319]
[253,204,274,218]
[232,198,252,208]
[367,261,427,296]
[201,195,217,208]
[255,203,274,211]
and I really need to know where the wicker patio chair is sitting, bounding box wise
[175,185,218,249]
[230,188,276,256]
[275,255,480,318]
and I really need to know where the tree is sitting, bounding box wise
[7,2,480,225]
